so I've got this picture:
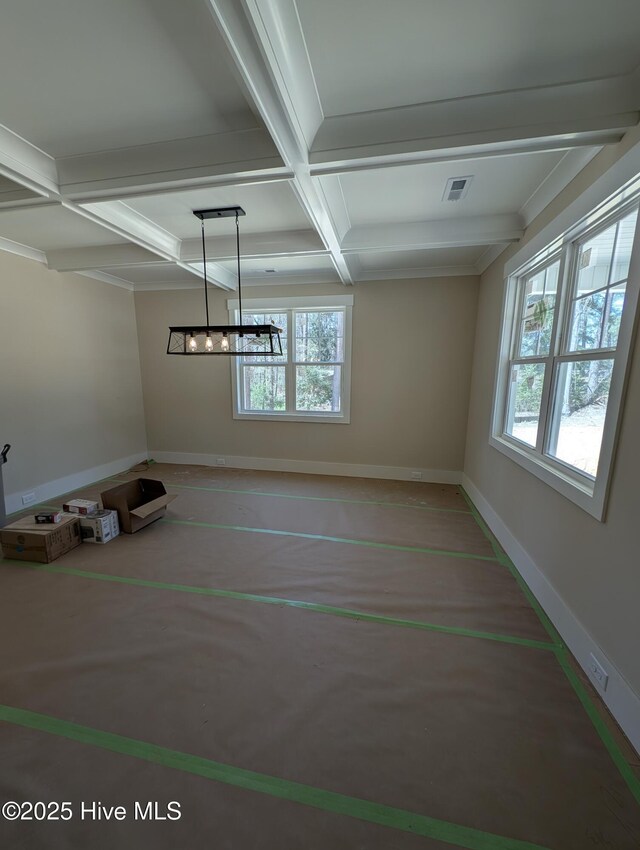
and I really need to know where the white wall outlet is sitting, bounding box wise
[410,471,423,480]
[216,458,226,466]
[21,492,36,506]
[588,653,609,692]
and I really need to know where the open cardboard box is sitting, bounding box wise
[101,478,177,534]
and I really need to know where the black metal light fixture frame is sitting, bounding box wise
[166,206,283,357]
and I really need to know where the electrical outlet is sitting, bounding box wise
[410,471,423,480]
[588,653,609,692]
[216,458,226,466]
[21,492,36,506]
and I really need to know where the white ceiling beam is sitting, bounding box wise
[342,214,523,255]
[0,234,47,264]
[0,196,61,212]
[518,147,602,227]
[180,259,238,291]
[57,128,285,199]
[205,0,353,284]
[308,134,622,178]
[310,75,639,173]
[68,169,294,205]
[79,270,135,292]
[0,123,59,197]
[349,260,480,282]
[45,244,237,290]
[476,244,511,275]
[242,0,323,151]
[81,201,181,258]
[46,244,164,272]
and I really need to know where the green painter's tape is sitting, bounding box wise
[554,649,640,807]
[0,704,552,850]
[459,489,561,645]
[461,488,640,809]
[161,517,498,562]
[106,476,472,515]
[10,561,557,652]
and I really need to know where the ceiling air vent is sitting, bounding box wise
[443,175,473,201]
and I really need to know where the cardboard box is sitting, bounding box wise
[100,478,176,534]
[79,509,120,545]
[0,514,81,563]
[63,498,99,516]
[34,510,64,524]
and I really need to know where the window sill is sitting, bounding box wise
[489,433,605,520]
[233,411,350,424]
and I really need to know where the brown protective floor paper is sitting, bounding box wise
[0,727,453,850]
[1,463,639,850]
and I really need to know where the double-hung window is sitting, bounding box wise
[492,176,640,519]
[228,296,353,423]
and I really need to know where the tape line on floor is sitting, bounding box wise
[0,703,553,850]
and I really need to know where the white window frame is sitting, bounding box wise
[491,160,640,521]
[227,295,353,424]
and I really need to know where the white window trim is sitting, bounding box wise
[227,294,354,424]
[491,148,640,522]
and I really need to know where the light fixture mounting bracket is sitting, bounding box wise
[193,206,246,220]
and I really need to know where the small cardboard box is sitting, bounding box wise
[100,478,176,534]
[79,509,120,545]
[0,514,81,563]
[63,498,99,516]
[34,510,64,524]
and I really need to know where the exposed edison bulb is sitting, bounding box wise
[188,334,198,352]
[205,334,214,352]
[221,334,229,352]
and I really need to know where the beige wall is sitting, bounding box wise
[134,277,479,473]
[0,252,146,500]
[464,124,640,697]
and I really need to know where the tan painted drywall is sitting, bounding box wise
[0,252,147,498]
[134,277,479,472]
[464,124,640,696]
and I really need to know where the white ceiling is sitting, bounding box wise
[297,0,640,115]
[337,153,568,224]
[0,0,257,157]
[0,0,638,291]
[123,182,313,238]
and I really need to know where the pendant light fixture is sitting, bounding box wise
[166,206,283,356]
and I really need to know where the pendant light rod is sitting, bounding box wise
[236,210,243,329]
[201,217,210,327]
[193,206,246,330]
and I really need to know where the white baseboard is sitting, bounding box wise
[151,451,462,485]
[4,451,149,516]
[462,474,640,756]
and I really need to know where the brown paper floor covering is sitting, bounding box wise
[0,462,639,849]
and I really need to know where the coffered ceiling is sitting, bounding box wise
[0,0,639,291]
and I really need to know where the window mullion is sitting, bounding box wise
[285,309,295,414]
[535,248,569,453]
[555,349,617,363]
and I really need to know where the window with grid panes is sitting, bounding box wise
[229,297,352,423]
[493,183,640,519]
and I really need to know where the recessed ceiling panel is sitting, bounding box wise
[216,253,336,276]
[338,151,566,225]
[0,205,127,251]
[297,0,640,115]
[0,0,257,156]
[124,182,313,237]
